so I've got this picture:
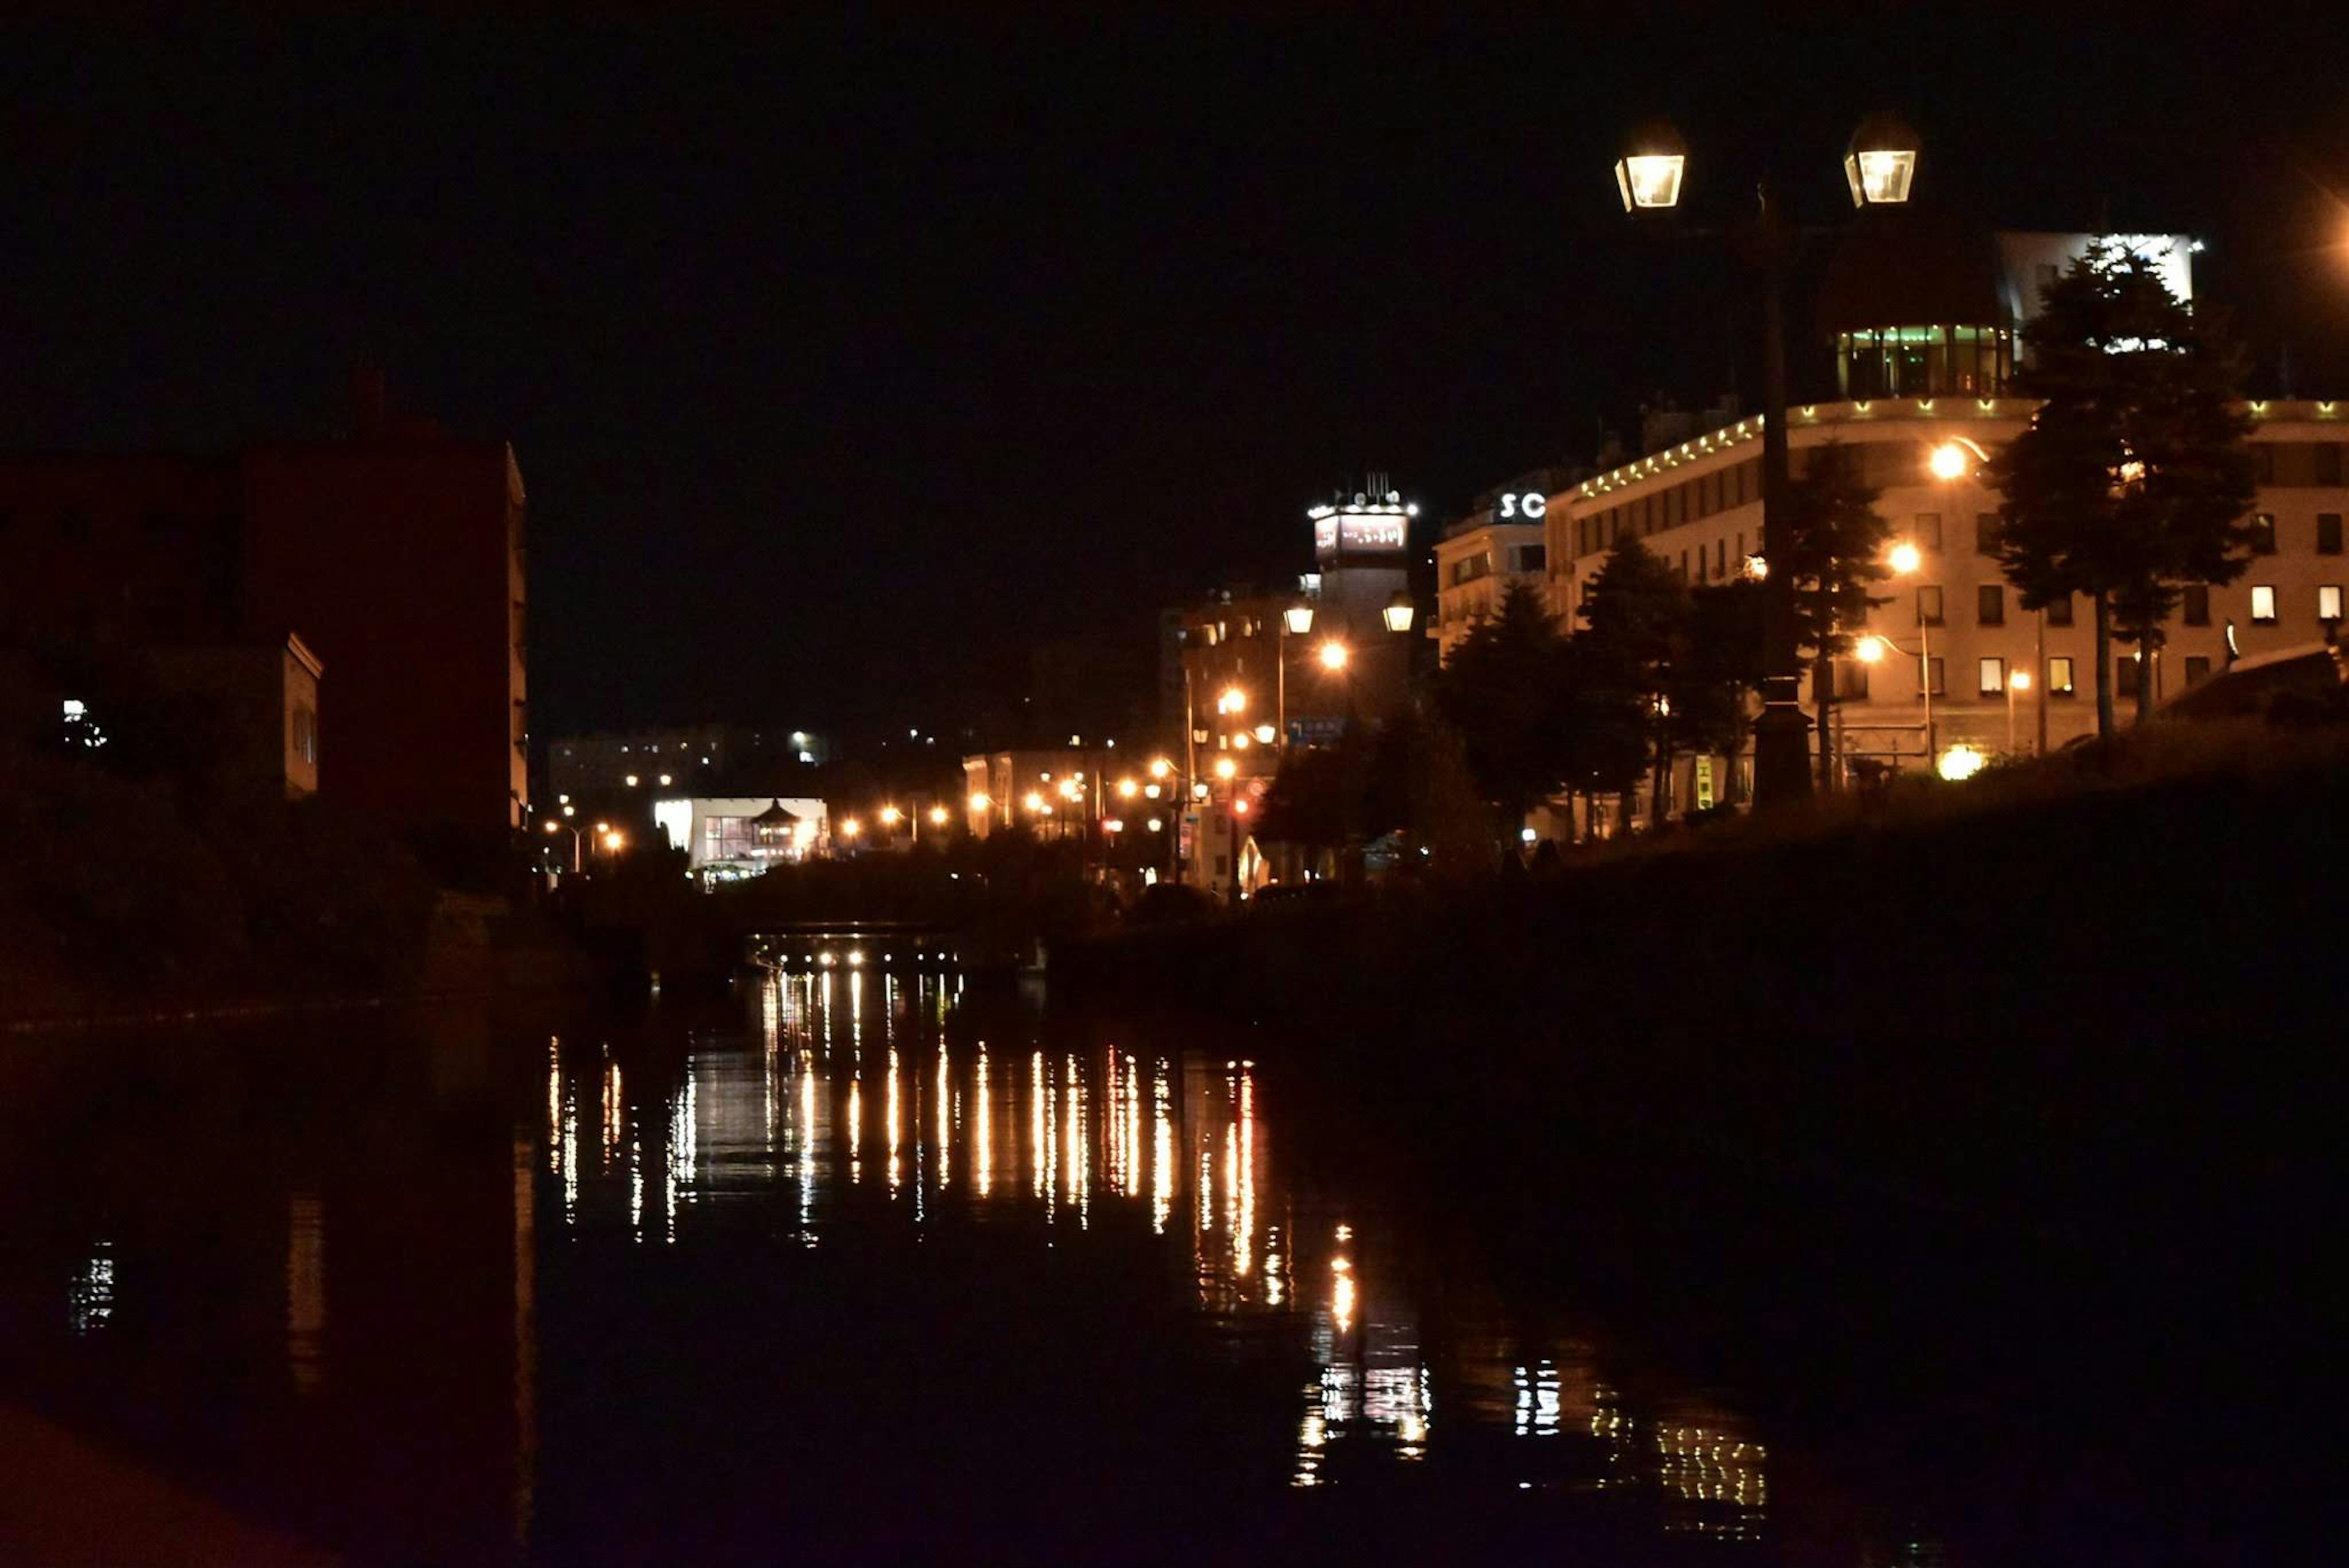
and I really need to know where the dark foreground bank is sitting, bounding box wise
[1056,744,2349,1561]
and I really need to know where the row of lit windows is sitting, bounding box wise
[1907,582,2342,628]
[1838,653,2194,702]
[1879,652,2238,702]
[1576,469,2347,568]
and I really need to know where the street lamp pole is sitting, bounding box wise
[544,820,583,875]
[2035,608,2049,757]
[1614,113,1917,810]
[1750,190,1814,809]
[1921,611,1935,765]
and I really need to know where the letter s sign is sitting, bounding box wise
[1497,491,1548,520]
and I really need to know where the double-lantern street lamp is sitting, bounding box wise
[1614,111,1920,811]
[543,816,622,875]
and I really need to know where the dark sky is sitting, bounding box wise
[6,11,2346,745]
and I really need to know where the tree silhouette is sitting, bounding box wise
[1987,240,2257,739]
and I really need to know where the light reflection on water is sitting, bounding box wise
[529,967,1781,1544]
[0,970,1965,1566]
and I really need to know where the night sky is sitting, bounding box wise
[6,12,2345,745]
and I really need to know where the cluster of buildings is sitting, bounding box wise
[1,370,528,842]
[1433,225,2347,837]
[949,479,1433,902]
[989,219,2344,899]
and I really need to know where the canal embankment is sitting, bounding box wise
[1056,724,2348,1317]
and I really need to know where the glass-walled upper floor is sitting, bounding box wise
[1838,324,2011,399]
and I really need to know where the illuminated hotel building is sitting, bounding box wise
[1173,479,1425,898]
[1497,226,2346,825]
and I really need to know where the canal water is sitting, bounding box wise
[2,963,2162,1566]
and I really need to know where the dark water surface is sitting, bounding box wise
[2,962,2224,1566]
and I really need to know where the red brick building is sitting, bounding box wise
[0,390,529,831]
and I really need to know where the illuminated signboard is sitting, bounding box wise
[1496,491,1547,521]
[1309,494,1417,561]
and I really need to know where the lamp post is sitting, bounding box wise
[1884,541,1935,766]
[1278,601,1314,748]
[1212,754,1244,909]
[543,818,582,875]
[1613,111,1918,811]
[2007,667,2032,754]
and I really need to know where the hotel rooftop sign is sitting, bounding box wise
[1308,491,1418,563]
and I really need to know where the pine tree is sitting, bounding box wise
[1432,581,1572,848]
[1575,537,1692,828]
[1987,240,2257,740]
[1781,444,1892,784]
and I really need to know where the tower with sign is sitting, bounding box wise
[1304,474,1417,628]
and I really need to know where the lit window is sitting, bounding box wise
[2048,656,2075,695]
[2321,585,2344,622]
[2251,585,2277,623]
[1978,656,2005,696]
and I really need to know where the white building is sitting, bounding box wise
[1431,476,1557,664]
[652,795,829,879]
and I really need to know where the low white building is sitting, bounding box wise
[1431,476,1557,664]
[652,795,829,879]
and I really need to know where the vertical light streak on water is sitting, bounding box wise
[798,1058,817,1236]
[1044,1053,1059,1225]
[1066,1054,1088,1230]
[1126,1053,1143,1202]
[546,1037,563,1176]
[628,1118,643,1243]
[1031,1052,1047,1202]
[1152,1059,1173,1236]
[975,1044,993,1198]
[886,1046,902,1197]
[1234,1066,1256,1282]
[602,1061,622,1165]
[936,1042,951,1192]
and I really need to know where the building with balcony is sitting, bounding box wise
[1431,472,1566,663]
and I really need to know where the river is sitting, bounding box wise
[5,953,2232,1566]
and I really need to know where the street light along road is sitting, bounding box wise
[1612,108,1919,810]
